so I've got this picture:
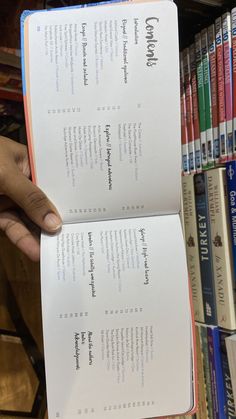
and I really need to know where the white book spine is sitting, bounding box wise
[206,168,236,330]
[182,174,205,323]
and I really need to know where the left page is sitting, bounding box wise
[22,0,181,223]
[41,214,194,419]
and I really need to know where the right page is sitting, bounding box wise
[22,0,181,223]
[41,214,195,419]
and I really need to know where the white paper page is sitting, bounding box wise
[26,0,181,223]
[41,214,193,419]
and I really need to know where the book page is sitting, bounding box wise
[41,214,193,418]
[24,0,181,223]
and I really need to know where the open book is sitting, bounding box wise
[21,1,196,418]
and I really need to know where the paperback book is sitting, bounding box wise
[226,334,236,411]
[180,51,190,174]
[206,168,236,330]
[215,16,228,163]
[194,173,217,325]
[222,12,233,159]
[208,23,219,162]
[21,1,196,418]
[226,160,236,282]
[232,7,236,156]
[201,28,214,168]
[182,174,204,323]
[195,33,207,168]
[183,47,195,173]
[189,43,202,172]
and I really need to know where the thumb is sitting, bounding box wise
[1,168,62,232]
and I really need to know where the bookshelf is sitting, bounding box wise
[180,0,236,418]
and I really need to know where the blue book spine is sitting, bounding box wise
[219,330,236,418]
[194,173,217,324]
[207,327,227,419]
[207,327,219,419]
[226,160,236,282]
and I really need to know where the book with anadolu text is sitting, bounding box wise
[21,1,197,418]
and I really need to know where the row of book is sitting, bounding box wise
[182,166,236,328]
[180,4,236,418]
[166,326,236,418]
[180,6,236,173]
[182,166,236,416]
[195,324,236,419]
[182,169,236,417]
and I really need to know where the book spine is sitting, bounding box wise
[207,327,227,419]
[180,52,189,174]
[215,17,228,163]
[194,173,217,324]
[190,44,202,172]
[196,325,209,419]
[208,24,220,163]
[195,33,207,168]
[207,327,219,418]
[225,336,236,409]
[206,168,236,330]
[219,330,236,418]
[182,175,205,322]
[226,160,236,282]
[201,28,214,168]
[183,48,196,173]
[222,12,233,159]
[232,8,236,157]
[199,325,213,418]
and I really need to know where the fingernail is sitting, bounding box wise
[44,213,62,231]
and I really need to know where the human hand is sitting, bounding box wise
[0,135,62,262]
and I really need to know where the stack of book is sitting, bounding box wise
[181,5,236,418]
